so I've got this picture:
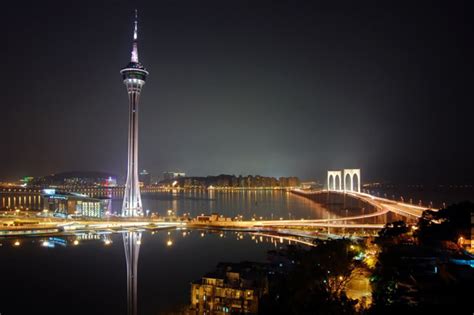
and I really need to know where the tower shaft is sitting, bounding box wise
[123,231,141,315]
[122,81,143,216]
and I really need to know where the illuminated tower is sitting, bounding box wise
[121,10,149,217]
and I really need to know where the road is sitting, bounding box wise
[293,189,435,218]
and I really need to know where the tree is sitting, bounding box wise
[378,221,409,238]
[259,240,360,315]
[416,201,473,244]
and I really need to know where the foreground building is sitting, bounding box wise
[190,262,268,314]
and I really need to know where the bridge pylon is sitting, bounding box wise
[327,169,361,192]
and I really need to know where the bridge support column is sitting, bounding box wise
[343,169,361,192]
[327,171,342,191]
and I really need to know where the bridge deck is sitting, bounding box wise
[292,189,435,218]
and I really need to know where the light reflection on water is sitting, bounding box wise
[0,229,302,315]
[121,190,335,220]
[0,189,404,227]
[1,190,358,219]
[0,190,402,314]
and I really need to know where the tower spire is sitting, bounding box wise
[131,9,139,63]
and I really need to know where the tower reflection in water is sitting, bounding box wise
[123,232,142,315]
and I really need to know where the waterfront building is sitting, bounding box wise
[163,171,186,181]
[278,176,300,188]
[160,174,300,189]
[300,181,322,189]
[471,211,474,252]
[190,262,268,314]
[19,176,34,186]
[31,171,117,188]
[42,189,110,218]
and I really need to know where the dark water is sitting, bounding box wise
[131,190,334,220]
[0,189,469,314]
[0,191,331,315]
[0,230,278,315]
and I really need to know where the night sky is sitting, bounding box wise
[1,0,473,183]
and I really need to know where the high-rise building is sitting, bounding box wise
[31,171,117,188]
[190,262,269,314]
[121,10,149,217]
[119,11,146,315]
[139,169,151,186]
[163,171,186,180]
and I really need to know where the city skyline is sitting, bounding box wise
[0,3,472,314]
[1,1,473,184]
